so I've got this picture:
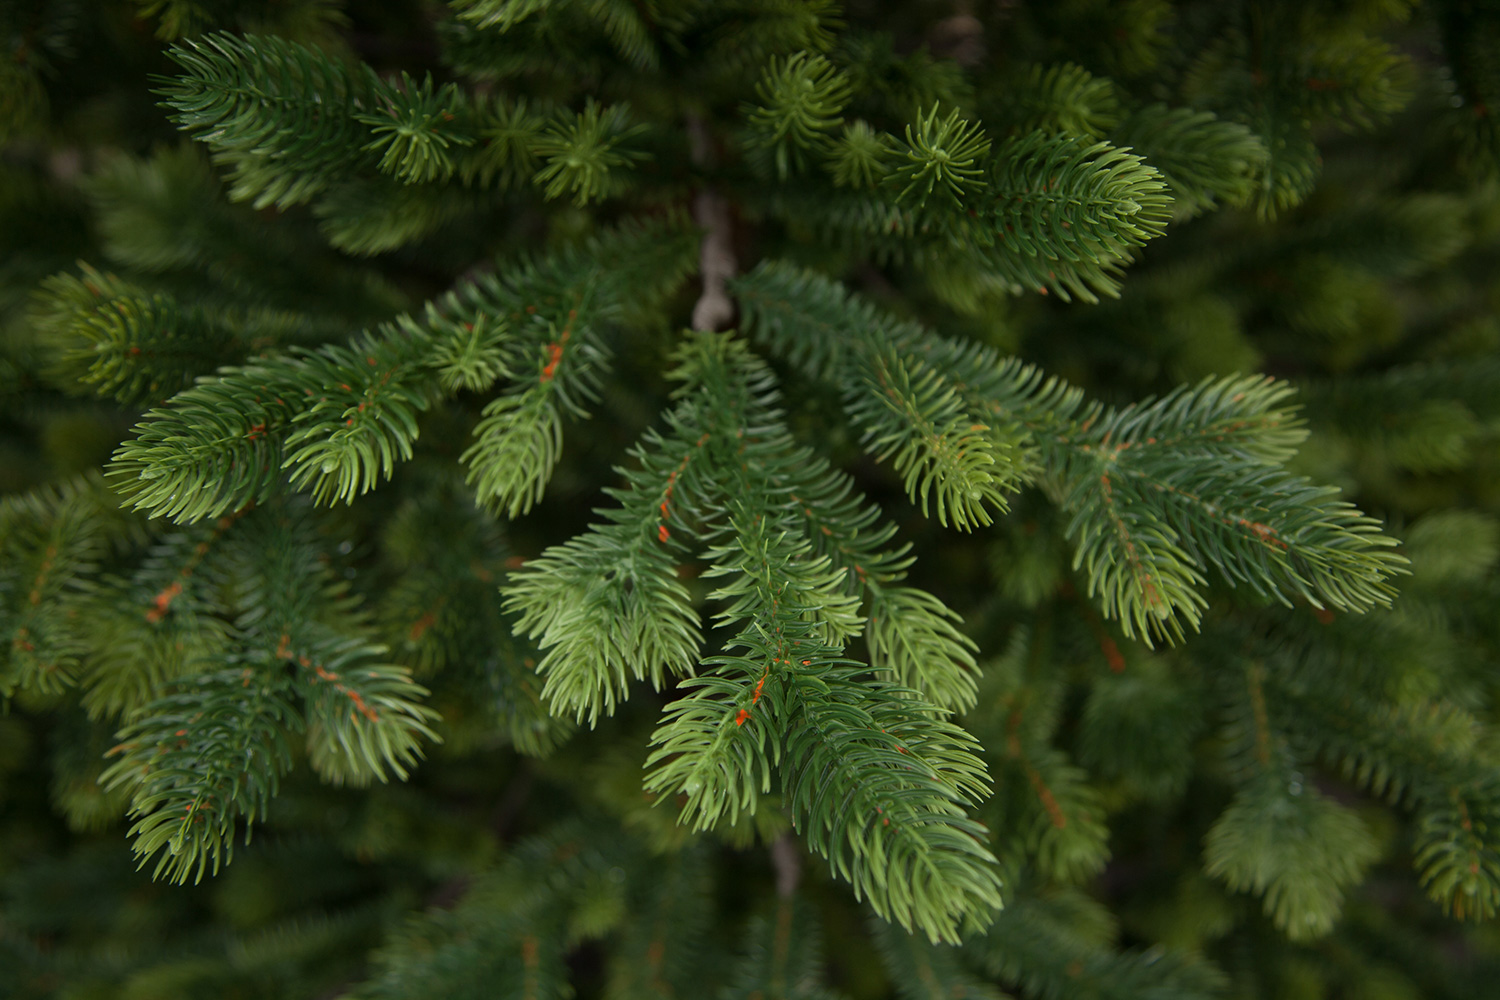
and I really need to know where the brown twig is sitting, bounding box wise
[772,831,801,898]
[686,113,737,332]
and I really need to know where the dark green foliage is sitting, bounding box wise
[991,62,1122,140]
[159,32,379,209]
[357,73,478,185]
[747,51,852,178]
[1109,105,1266,217]
[4,1,1500,998]
[531,99,647,205]
[0,476,139,698]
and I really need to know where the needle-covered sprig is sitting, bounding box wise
[890,103,991,208]
[745,51,853,178]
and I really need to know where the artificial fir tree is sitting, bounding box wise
[3,0,1500,996]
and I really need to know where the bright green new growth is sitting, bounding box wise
[107,217,697,521]
[892,104,991,208]
[732,263,1404,644]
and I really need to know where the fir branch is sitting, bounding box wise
[965,887,1227,1000]
[463,384,565,517]
[624,335,1001,933]
[1075,374,1307,465]
[1244,105,1322,219]
[644,451,882,826]
[965,635,1111,883]
[532,99,647,205]
[745,51,852,179]
[704,505,864,647]
[1207,618,1500,922]
[642,648,781,833]
[451,0,554,32]
[870,917,1006,1000]
[377,490,571,755]
[1204,771,1380,940]
[1000,744,1112,884]
[459,95,547,189]
[356,72,478,185]
[768,455,910,591]
[689,0,846,79]
[646,588,999,942]
[1403,508,1500,586]
[826,119,895,189]
[30,265,243,406]
[733,262,1405,644]
[109,218,695,521]
[463,289,608,516]
[1257,642,1491,804]
[157,32,379,209]
[1279,33,1414,130]
[991,62,1121,139]
[1058,455,1401,640]
[778,659,1001,943]
[721,897,846,1000]
[92,498,437,882]
[747,131,1176,302]
[0,476,134,698]
[507,332,757,726]
[100,661,300,884]
[583,0,660,71]
[108,323,439,521]
[732,265,1032,525]
[79,145,403,316]
[1300,358,1500,474]
[890,104,990,209]
[349,820,639,999]
[1415,788,1500,921]
[453,0,658,70]
[848,347,1021,530]
[428,310,511,393]
[1111,104,1267,216]
[682,333,981,709]
[976,133,1172,291]
[863,586,979,713]
[505,524,701,725]
[501,333,739,724]
[313,174,496,255]
[77,518,240,720]
[281,333,440,506]
[837,30,973,121]
[292,633,439,787]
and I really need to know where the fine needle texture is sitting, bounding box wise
[2,2,1498,997]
